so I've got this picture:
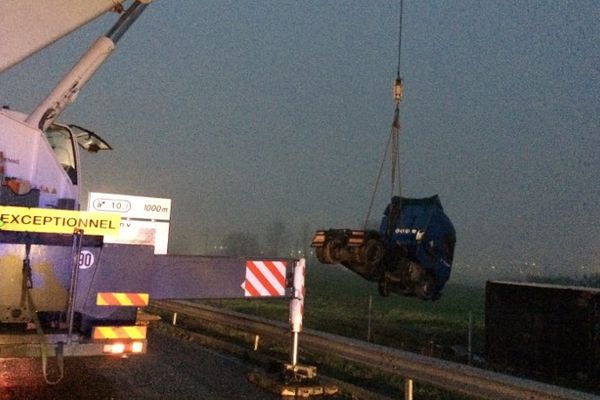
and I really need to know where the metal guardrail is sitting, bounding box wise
[152,300,598,400]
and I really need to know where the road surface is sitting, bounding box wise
[0,329,279,400]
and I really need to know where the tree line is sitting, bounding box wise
[215,220,313,258]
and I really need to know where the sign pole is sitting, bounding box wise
[289,258,305,366]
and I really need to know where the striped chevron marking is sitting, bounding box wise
[96,292,149,306]
[92,325,147,340]
[242,260,287,297]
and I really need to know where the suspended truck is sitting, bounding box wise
[0,0,305,384]
[312,195,455,300]
[311,69,456,300]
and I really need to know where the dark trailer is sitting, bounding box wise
[485,280,600,389]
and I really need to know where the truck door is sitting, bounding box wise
[45,124,79,185]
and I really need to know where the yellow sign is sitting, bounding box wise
[0,206,120,236]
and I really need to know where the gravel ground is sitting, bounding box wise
[0,330,280,400]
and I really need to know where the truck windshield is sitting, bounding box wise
[45,125,77,184]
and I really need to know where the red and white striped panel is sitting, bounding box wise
[242,260,287,297]
[289,259,306,333]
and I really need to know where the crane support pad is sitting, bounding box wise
[247,371,338,398]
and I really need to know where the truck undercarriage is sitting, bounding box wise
[312,196,456,300]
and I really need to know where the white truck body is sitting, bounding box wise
[0,2,304,385]
[0,110,79,206]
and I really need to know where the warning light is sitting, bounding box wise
[102,340,145,355]
[131,341,144,353]
[103,343,126,354]
[112,343,125,354]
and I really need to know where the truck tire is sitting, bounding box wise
[415,272,436,300]
[316,241,337,264]
[360,239,384,268]
[315,246,326,263]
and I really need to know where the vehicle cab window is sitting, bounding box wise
[45,125,78,184]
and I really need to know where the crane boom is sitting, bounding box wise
[26,0,150,131]
[0,0,125,73]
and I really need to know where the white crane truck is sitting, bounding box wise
[0,0,303,383]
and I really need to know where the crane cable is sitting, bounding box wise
[364,0,404,229]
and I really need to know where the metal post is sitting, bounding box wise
[21,241,33,309]
[253,335,260,351]
[404,378,413,400]
[468,311,473,365]
[172,312,178,325]
[289,258,305,366]
[66,229,84,343]
[367,295,373,342]
[291,331,299,366]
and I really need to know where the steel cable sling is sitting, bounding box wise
[364,0,404,229]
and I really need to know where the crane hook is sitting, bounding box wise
[394,77,404,104]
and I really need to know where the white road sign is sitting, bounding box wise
[88,192,171,221]
[87,192,171,254]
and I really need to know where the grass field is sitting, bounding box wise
[191,263,599,398]
[199,262,485,400]
[206,261,486,357]
[199,262,486,399]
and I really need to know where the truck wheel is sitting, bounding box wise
[316,241,336,264]
[415,273,436,300]
[361,239,384,268]
[315,246,327,263]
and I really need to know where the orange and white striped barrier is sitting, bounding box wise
[96,292,149,306]
[92,325,147,340]
[242,260,287,297]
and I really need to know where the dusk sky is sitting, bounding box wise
[1,1,598,283]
